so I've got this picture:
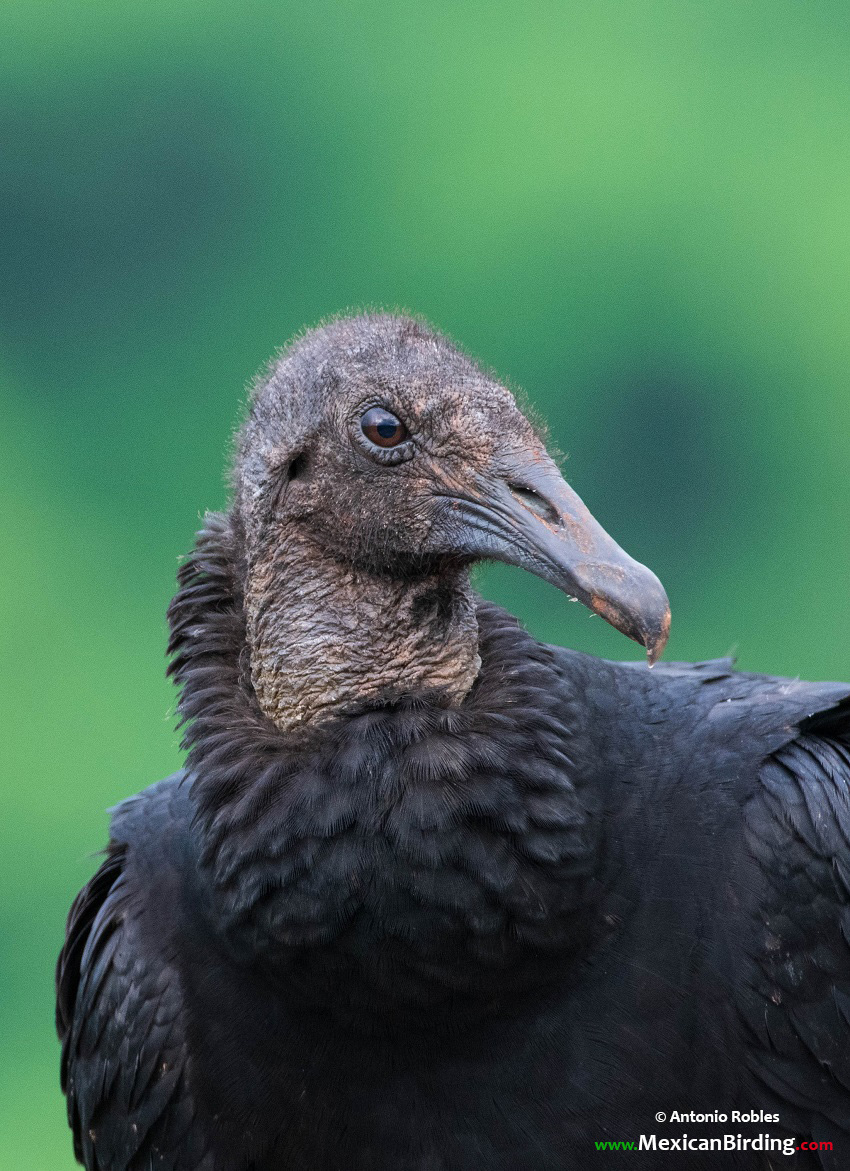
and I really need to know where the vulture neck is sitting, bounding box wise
[244,528,481,734]
[168,513,603,1026]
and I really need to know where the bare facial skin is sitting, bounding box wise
[233,314,669,733]
[237,317,503,731]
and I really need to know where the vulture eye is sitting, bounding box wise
[360,407,408,448]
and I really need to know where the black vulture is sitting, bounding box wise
[57,314,850,1169]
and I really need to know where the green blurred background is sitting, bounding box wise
[3,1,850,1165]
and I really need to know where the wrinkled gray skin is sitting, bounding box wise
[234,313,668,732]
[235,316,526,730]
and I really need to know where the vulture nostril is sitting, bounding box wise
[508,482,560,526]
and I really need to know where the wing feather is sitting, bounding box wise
[57,846,212,1171]
[744,726,850,1152]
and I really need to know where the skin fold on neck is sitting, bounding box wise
[245,530,481,733]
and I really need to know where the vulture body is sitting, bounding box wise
[58,316,850,1169]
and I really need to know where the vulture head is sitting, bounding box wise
[230,314,670,732]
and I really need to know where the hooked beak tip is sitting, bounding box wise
[644,605,672,667]
[589,590,671,667]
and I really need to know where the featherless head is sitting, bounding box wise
[232,313,670,665]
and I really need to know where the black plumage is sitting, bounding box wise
[58,316,850,1169]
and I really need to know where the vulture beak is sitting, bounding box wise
[439,455,671,665]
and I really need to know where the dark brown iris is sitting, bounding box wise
[360,407,408,448]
